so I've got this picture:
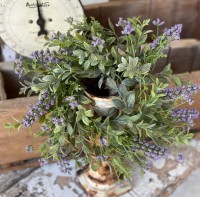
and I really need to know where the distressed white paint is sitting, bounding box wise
[168,163,189,178]
[153,158,166,169]
[190,139,200,152]
[80,0,109,5]
[20,161,85,197]
[133,171,164,197]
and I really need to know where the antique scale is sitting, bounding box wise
[0,0,84,59]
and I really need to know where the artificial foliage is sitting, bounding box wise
[6,17,200,179]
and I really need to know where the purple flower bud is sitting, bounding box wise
[92,36,105,48]
[152,18,165,26]
[176,153,184,163]
[39,158,49,167]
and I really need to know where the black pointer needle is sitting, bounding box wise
[36,0,48,36]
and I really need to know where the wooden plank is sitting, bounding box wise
[167,39,200,73]
[0,159,40,173]
[150,0,199,39]
[0,167,37,193]
[84,0,150,34]
[195,0,200,39]
[153,48,169,73]
[84,0,200,39]
[0,61,24,99]
[0,97,41,165]
[191,44,200,71]
[0,72,6,101]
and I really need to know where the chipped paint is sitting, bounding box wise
[153,158,166,169]
[134,171,164,197]
[168,163,189,178]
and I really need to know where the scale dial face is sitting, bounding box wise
[0,0,84,57]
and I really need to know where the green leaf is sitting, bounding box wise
[98,63,105,73]
[131,114,141,122]
[50,144,59,154]
[67,123,74,136]
[85,110,93,117]
[106,78,118,90]
[161,64,172,75]
[13,123,22,129]
[80,95,92,104]
[124,91,135,109]
[129,57,138,67]
[173,75,182,86]
[121,57,127,65]
[116,115,131,124]
[61,72,70,80]
[53,80,60,93]
[84,42,94,52]
[53,68,64,74]
[73,50,83,57]
[109,130,125,136]
[122,78,136,86]
[91,163,98,171]
[111,47,118,59]
[106,108,117,117]
[145,114,157,121]
[115,136,123,145]
[84,60,91,70]
[108,18,115,32]
[42,75,57,82]
[82,116,91,125]
[31,83,47,92]
[98,75,104,89]
[112,98,125,109]
[54,126,63,134]
[39,115,45,124]
[117,63,126,72]
[141,63,151,74]
[59,135,66,146]
[118,84,127,96]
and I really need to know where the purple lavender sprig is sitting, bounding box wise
[170,108,199,126]
[151,36,161,49]
[69,100,79,109]
[92,36,105,48]
[65,96,79,109]
[152,18,165,26]
[31,49,62,64]
[164,24,182,40]
[52,117,65,126]
[116,17,135,35]
[22,91,56,128]
[132,137,168,160]
[57,154,72,174]
[158,84,200,105]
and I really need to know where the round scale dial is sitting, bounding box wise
[0,0,84,57]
